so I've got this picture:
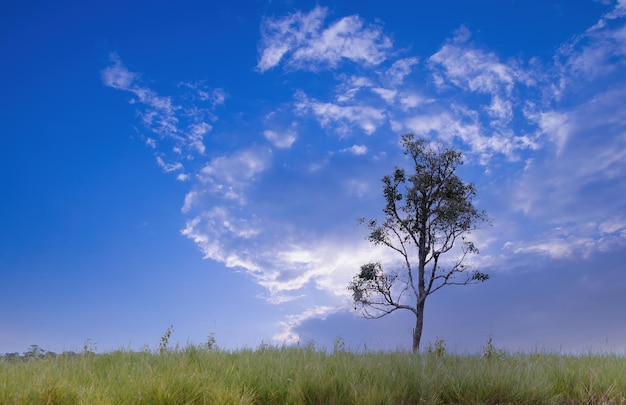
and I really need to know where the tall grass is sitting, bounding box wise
[2,344,625,404]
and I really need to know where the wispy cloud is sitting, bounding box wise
[553,2,626,97]
[180,207,394,305]
[335,75,375,103]
[197,147,272,203]
[181,207,264,271]
[342,144,367,155]
[263,129,297,148]
[295,92,386,136]
[103,56,180,142]
[499,2,626,261]
[257,6,393,72]
[426,28,535,158]
[156,155,184,173]
[101,53,224,174]
[504,214,626,260]
[274,305,338,344]
[385,57,420,85]
[200,149,270,186]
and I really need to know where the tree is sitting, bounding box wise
[348,134,490,352]
[23,344,46,360]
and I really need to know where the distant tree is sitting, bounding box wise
[23,344,46,360]
[1,352,21,363]
[61,351,80,359]
[348,134,490,352]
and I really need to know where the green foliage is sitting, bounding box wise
[24,344,47,360]
[159,324,174,354]
[348,262,388,308]
[471,270,490,282]
[205,332,217,351]
[83,339,97,356]
[1,352,21,363]
[2,343,626,404]
[350,133,491,351]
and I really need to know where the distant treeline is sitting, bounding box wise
[1,345,87,362]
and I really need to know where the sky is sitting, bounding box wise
[2,0,626,355]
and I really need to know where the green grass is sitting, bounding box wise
[2,344,626,404]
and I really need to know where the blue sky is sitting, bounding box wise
[2,0,626,354]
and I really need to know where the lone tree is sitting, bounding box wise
[348,134,490,352]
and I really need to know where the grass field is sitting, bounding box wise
[2,342,626,404]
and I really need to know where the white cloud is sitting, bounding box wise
[176,173,190,182]
[256,6,326,72]
[342,144,367,155]
[200,148,270,185]
[187,122,211,154]
[590,0,626,30]
[257,6,392,72]
[179,186,400,310]
[101,53,137,89]
[180,82,227,106]
[507,85,626,261]
[555,1,626,90]
[274,306,338,344]
[181,190,200,213]
[296,94,385,135]
[344,179,369,197]
[430,45,516,95]
[536,111,571,154]
[504,218,626,260]
[103,60,181,140]
[513,81,626,216]
[156,156,184,173]
[197,147,272,203]
[211,88,226,106]
[428,33,528,129]
[263,129,297,148]
[402,107,538,164]
[487,95,513,122]
[293,15,391,68]
[509,239,575,260]
[258,236,394,303]
[335,76,374,103]
[102,53,223,176]
[599,217,626,234]
[181,207,263,266]
[372,87,397,104]
[385,57,419,85]
[399,93,427,110]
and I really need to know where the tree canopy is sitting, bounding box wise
[349,134,490,351]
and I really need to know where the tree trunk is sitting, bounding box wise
[412,302,425,352]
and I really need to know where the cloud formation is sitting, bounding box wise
[101,54,224,178]
[257,6,392,72]
[103,2,626,346]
